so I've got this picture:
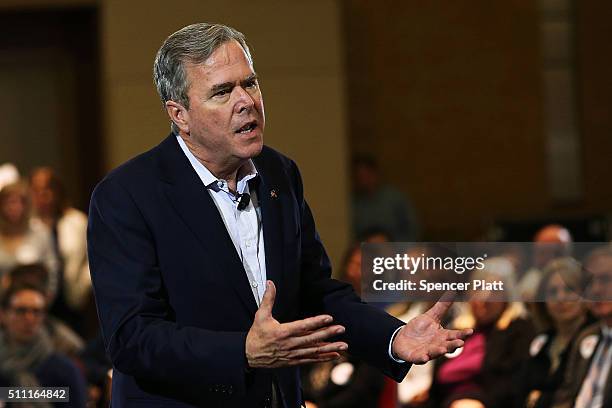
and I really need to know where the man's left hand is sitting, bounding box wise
[391,301,472,364]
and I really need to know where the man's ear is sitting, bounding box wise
[165,100,190,134]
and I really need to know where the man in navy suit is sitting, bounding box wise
[87,23,471,407]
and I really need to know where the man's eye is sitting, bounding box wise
[245,81,258,89]
[214,89,230,97]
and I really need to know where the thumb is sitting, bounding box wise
[425,290,456,323]
[256,280,276,320]
[425,300,453,323]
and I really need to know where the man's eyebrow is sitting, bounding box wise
[209,74,258,96]
[209,81,234,95]
[241,73,258,85]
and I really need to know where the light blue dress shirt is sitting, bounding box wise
[177,135,266,304]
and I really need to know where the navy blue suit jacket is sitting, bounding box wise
[87,135,409,407]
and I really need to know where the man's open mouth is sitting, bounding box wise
[236,121,257,134]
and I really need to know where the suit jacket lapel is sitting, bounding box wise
[156,135,258,316]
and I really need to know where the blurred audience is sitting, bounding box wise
[0,181,58,297]
[518,257,592,408]
[0,283,86,407]
[29,167,92,333]
[425,257,534,408]
[351,155,419,242]
[552,246,612,408]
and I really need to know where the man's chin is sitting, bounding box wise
[240,139,264,158]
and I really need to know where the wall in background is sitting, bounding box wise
[343,0,612,240]
[577,1,612,216]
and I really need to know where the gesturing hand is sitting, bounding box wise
[392,301,473,364]
[246,281,348,368]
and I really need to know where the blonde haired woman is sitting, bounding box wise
[0,182,58,297]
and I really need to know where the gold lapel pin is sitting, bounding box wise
[270,189,279,199]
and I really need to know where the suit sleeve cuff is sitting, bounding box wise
[388,325,406,363]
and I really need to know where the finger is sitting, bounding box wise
[445,339,464,353]
[286,341,348,358]
[409,352,430,365]
[425,300,453,323]
[284,325,345,349]
[256,280,276,320]
[278,314,335,337]
[306,351,343,360]
[285,353,341,367]
[446,328,473,340]
[424,346,449,360]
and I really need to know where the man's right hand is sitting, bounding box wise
[245,281,348,368]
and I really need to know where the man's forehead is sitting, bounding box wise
[11,290,45,306]
[185,44,254,86]
[190,40,253,75]
[205,40,249,65]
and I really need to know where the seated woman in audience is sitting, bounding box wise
[0,181,58,297]
[518,257,592,408]
[0,283,86,407]
[425,257,535,408]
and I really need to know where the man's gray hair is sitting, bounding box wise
[153,23,253,132]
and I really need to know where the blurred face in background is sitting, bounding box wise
[353,164,379,195]
[0,188,28,226]
[469,300,506,327]
[544,272,584,325]
[30,169,57,216]
[532,225,572,270]
[585,255,612,322]
[2,289,46,344]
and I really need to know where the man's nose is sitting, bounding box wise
[234,86,255,114]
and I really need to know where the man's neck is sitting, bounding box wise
[180,135,242,190]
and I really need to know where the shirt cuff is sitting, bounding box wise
[388,325,406,363]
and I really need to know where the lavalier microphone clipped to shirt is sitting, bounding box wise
[208,180,251,211]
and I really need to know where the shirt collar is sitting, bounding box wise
[176,135,258,193]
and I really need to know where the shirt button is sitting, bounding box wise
[252,281,258,288]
